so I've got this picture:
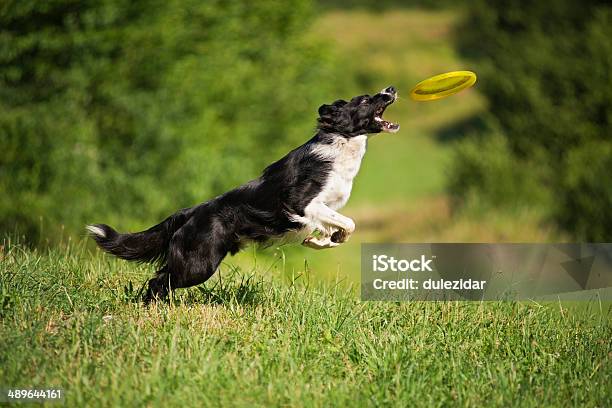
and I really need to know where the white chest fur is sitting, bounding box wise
[311,135,368,210]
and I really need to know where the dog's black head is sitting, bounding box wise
[317,86,400,137]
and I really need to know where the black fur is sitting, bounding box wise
[89,87,398,302]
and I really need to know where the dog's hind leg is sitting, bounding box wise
[302,235,340,250]
[160,220,230,298]
[170,243,228,291]
[143,244,228,303]
[143,265,171,303]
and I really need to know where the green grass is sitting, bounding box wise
[1,241,610,407]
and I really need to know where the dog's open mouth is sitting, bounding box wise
[374,106,400,133]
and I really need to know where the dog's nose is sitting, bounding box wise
[384,86,396,94]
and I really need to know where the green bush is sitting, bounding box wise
[450,1,612,240]
[557,140,612,241]
[0,0,344,242]
[448,133,550,212]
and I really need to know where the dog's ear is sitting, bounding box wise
[318,104,335,117]
[332,99,347,108]
[318,100,347,117]
[318,99,348,130]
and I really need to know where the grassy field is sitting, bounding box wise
[2,8,609,407]
[1,241,610,407]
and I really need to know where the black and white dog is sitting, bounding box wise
[88,86,399,301]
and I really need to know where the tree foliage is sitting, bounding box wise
[1,0,344,240]
[450,0,612,240]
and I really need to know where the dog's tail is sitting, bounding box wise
[86,212,189,264]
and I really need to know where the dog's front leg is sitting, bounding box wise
[301,202,355,249]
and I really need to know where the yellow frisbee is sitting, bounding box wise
[409,71,477,101]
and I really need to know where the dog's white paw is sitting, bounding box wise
[302,236,340,250]
[331,228,351,243]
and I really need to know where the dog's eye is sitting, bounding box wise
[360,99,368,105]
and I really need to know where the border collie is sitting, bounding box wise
[88,86,399,302]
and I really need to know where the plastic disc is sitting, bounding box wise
[409,71,477,101]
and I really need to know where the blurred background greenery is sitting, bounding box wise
[2,0,611,282]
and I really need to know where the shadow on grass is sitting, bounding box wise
[168,266,268,307]
[118,266,268,307]
[194,270,266,306]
